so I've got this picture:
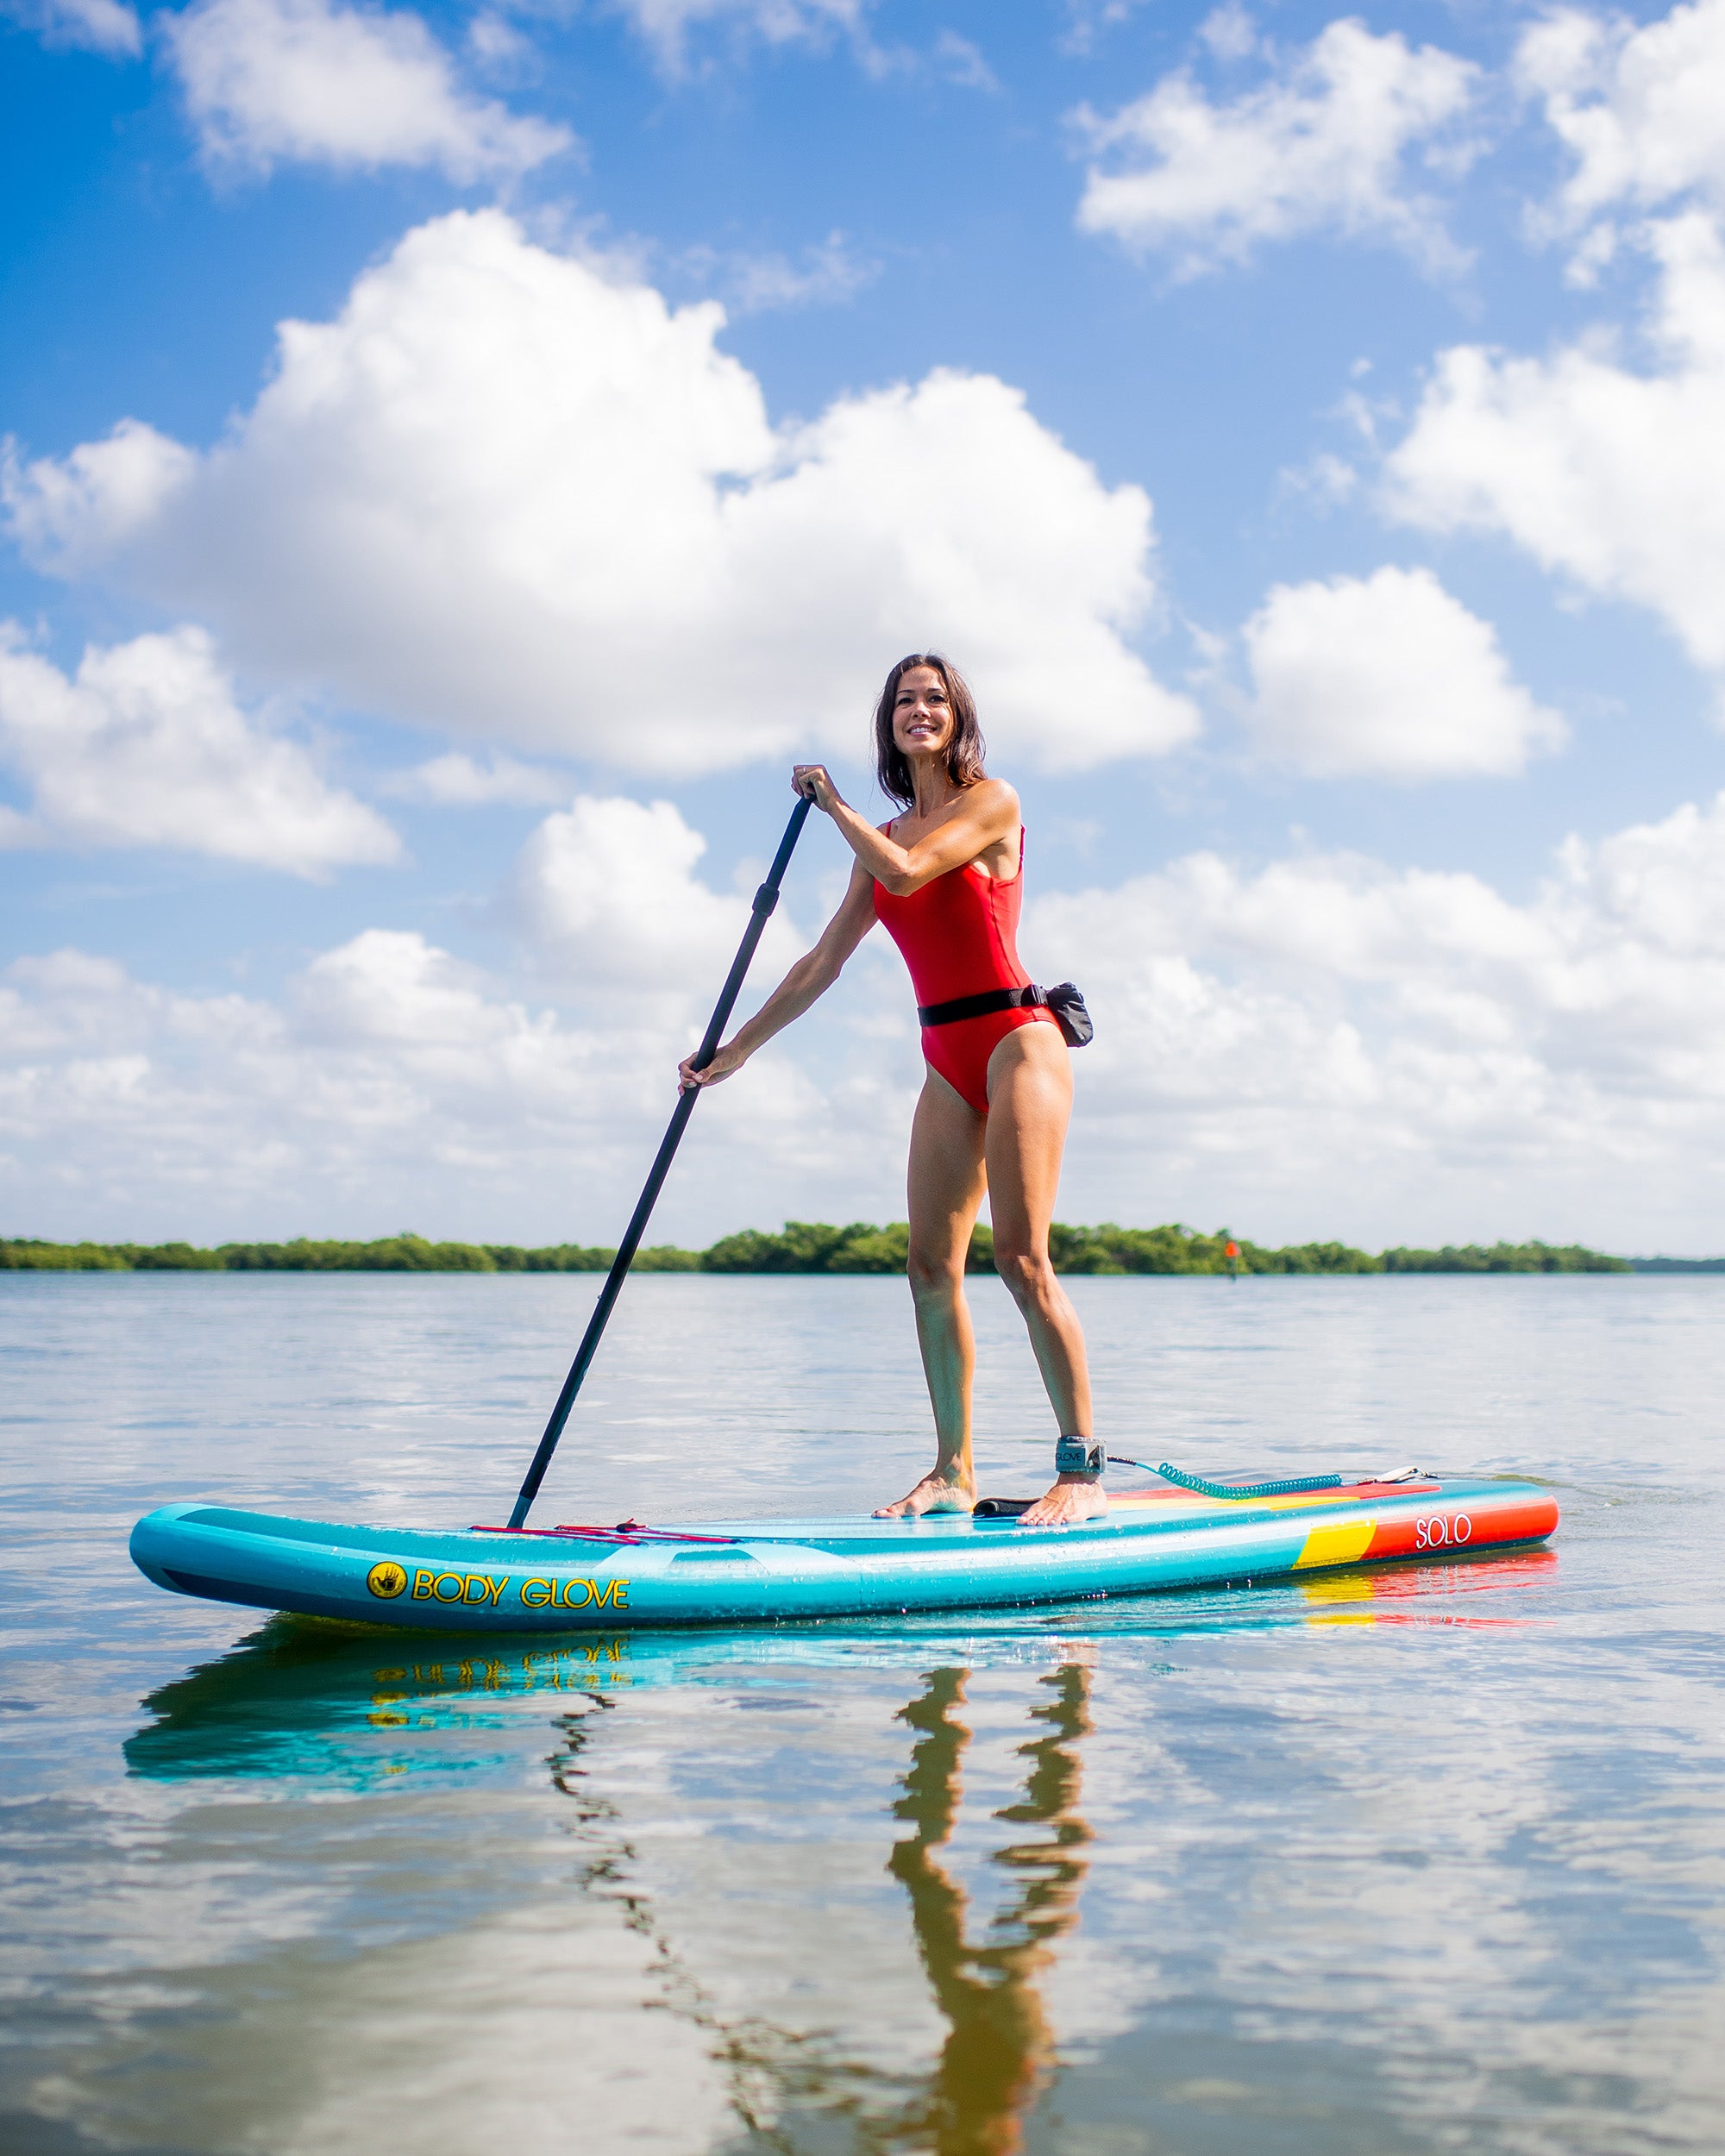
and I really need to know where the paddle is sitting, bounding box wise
[507,792,817,1528]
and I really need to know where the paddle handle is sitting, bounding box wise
[508,792,816,1528]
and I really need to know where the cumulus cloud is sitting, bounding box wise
[0,934,611,1235]
[161,0,573,179]
[0,814,894,1244]
[382,751,570,806]
[7,0,140,54]
[9,791,1725,1250]
[1384,6,1725,688]
[509,793,805,1017]
[1241,566,1566,780]
[1383,212,1725,680]
[1074,18,1480,276]
[1517,0,1725,232]
[3,209,1196,776]
[6,418,195,577]
[0,624,399,874]
[1032,791,1725,1246]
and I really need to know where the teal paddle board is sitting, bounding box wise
[129,1473,1558,1631]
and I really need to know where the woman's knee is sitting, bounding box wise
[994,1244,1056,1304]
[906,1246,966,1300]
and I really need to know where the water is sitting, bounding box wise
[2,1271,1722,2155]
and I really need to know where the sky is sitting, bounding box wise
[2,0,1723,1255]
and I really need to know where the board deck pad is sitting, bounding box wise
[129,1474,1559,1632]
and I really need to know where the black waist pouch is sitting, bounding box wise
[915,982,1094,1050]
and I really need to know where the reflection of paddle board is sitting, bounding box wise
[129,1474,1557,1633]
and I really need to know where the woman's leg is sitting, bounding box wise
[875,1067,988,1519]
[985,1024,1105,1526]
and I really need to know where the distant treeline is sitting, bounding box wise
[0,1225,1637,1275]
[1380,1242,1633,1274]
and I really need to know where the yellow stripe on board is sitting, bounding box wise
[1293,1520,1377,1570]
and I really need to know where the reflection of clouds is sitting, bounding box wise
[273,1908,730,2156]
[1034,1588,1725,2140]
[36,1891,731,2156]
[16,1549,1725,2153]
[13,1268,1725,2153]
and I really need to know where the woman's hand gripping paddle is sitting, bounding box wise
[507,793,816,1529]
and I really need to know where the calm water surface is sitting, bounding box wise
[2,1273,1722,2155]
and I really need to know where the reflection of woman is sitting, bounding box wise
[540,1657,1096,2154]
[890,1664,1095,2156]
[678,654,1102,1527]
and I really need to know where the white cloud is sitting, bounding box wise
[0,624,399,875]
[679,229,878,315]
[1383,211,1725,679]
[5,418,196,577]
[465,8,529,66]
[8,0,140,54]
[599,0,987,84]
[1074,17,1480,276]
[3,208,1196,777]
[931,29,995,93]
[382,751,570,806]
[1199,3,1257,64]
[1241,566,1567,779]
[291,928,521,1048]
[1059,0,1151,56]
[10,792,1725,1250]
[0,807,885,1244]
[606,0,866,75]
[161,0,573,179]
[0,934,618,1237]
[509,793,804,1016]
[1031,791,1725,1246]
[1517,0,1725,230]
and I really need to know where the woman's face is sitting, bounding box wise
[893,666,955,761]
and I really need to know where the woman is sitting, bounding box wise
[678,654,1103,1528]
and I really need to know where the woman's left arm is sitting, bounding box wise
[792,768,1018,893]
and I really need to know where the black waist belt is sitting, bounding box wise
[917,982,1093,1048]
[917,984,1045,1025]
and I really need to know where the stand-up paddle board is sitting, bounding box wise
[130,1471,1557,1632]
[120,805,1559,1635]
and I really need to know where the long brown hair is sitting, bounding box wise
[873,653,988,810]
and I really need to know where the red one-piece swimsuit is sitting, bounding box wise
[873,827,1058,1115]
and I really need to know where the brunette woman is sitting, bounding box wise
[678,654,1102,1527]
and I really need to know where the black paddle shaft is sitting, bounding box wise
[508,792,816,1528]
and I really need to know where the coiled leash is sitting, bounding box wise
[1109,1459,1431,1499]
[974,1452,1430,1518]
[1114,1459,1345,1500]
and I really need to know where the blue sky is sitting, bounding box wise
[3,0,1723,1252]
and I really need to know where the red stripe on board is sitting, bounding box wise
[1366,1493,1559,1561]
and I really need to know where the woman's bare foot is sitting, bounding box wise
[875,1471,976,1520]
[1019,1474,1109,1527]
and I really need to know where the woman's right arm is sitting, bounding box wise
[677,857,878,1091]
